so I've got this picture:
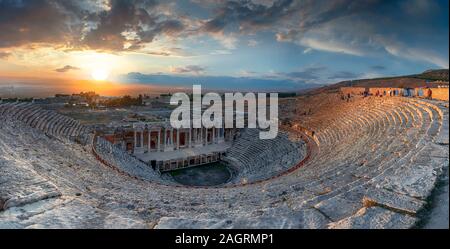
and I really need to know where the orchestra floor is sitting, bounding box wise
[166,162,233,187]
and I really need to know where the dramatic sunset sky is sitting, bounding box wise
[0,0,448,97]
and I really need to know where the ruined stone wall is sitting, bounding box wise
[430,88,449,101]
[368,88,385,95]
[368,87,404,96]
[340,87,366,95]
[414,87,448,100]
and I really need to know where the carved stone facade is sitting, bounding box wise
[103,121,236,171]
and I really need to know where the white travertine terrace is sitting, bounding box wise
[0,94,448,228]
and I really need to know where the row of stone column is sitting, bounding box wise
[133,127,227,154]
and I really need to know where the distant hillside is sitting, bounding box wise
[416,69,449,81]
[303,69,449,95]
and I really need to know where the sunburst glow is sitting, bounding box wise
[91,68,109,81]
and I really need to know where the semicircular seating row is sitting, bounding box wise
[94,136,163,182]
[0,102,91,142]
[223,128,307,184]
[0,97,448,229]
[151,97,449,228]
[239,97,449,228]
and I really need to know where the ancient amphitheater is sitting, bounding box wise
[0,93,448,229]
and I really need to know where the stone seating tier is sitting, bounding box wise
[0,103,90,143]
[0,96,448,229]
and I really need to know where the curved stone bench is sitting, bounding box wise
[0,96,447,229]
[0,102,91,142]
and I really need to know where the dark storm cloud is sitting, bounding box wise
[137,20,185,44]
[199,0,448,68]
[202,0,297,33]
[79,0,185,51]
[293,0,387,33]
[0,0,185,51]
[55,65,80,73]
[81,0,184,51]
[201,0,385,34]
[0,0,76,48]
[0,0,447,68]
[81,0,150,50]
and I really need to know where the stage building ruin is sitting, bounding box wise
[102,122,237,172]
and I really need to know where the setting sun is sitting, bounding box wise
[91,68,109,81]
[0,0,448,233]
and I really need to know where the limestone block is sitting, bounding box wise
[328,207,417,229]
[363,187,426,214]
[314,186,366,221]
[434,120,449,145]
[373,162,438,200]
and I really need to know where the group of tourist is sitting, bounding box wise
[343,88,434,100]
